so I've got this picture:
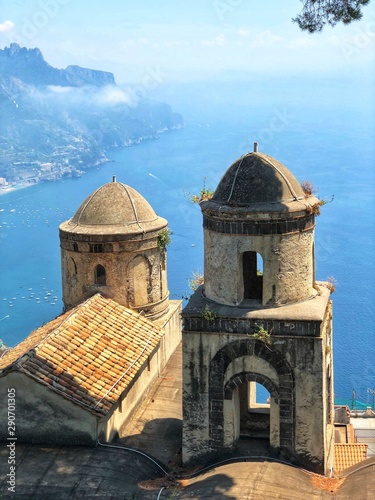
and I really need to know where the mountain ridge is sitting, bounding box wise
[0,43,116,87]
[0,44,183,191]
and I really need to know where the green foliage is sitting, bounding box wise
[188,271,204,291]
[185,177,214,204]
[249,324,271,345]
[306,195,334,216]
[202,304,217,322]
[293,0,370,33]
[157,228,172,250]
[301,180,334,216]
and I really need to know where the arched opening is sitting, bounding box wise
[228,378,272,454]
[95,264,106,285]
[253,382,270,404]
[127,255,150,307]
[242,251,263,302]
[243,382,270,436]
[210,340,294,459]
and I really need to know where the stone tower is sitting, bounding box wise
[59,177,170,319]
[182,148,334,474]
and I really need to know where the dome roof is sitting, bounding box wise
[60,179,167,235]
[208,152,312,213]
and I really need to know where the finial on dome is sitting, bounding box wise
[254,142,258,153]
[112,175,116,183]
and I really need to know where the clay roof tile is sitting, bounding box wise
[0,294,164,416]
[334,444,368,473]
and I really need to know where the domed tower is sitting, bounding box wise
[182,146,334,475]
[59,177,170,319]
[202,149,319,307]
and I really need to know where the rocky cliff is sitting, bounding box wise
[0,44,183,189]
[0,43,115,87]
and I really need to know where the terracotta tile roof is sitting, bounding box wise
[334,443,368,473]
[0,294,164,415]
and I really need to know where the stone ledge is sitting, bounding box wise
[182,284,331,337]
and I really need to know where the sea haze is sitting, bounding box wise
[0,78,374,406]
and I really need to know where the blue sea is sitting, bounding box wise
[0,79,374,406]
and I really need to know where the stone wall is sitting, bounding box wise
[0,371,98,445]
[182,295,334,474]
[60,229,169,319]
[203,229,316,307]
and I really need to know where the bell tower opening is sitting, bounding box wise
[242,251,263,302]
[95,264,106,285]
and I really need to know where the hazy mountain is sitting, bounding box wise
[0,44,183,188]
[0,43,116,87]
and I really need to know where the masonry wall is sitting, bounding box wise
[102,301,182,441]
[0,371,98,445]
[203,229,316,307]
[0,303,182,447]
[60,231,169,318]
[182,304,333,474]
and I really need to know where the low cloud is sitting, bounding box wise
[95,86,133,105]
[0,20,15,33]
[32,84,136,108]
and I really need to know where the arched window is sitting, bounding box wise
[242,251,263,301]
[95,265,106,285]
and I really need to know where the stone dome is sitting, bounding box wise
[207,152,315,213]
[60,179,167,235]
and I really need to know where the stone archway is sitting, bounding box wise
[209,339,294,453]
[224,371,279,401]
[224,371,280,450]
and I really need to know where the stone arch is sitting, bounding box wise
[224,371,279,402]
[95,264,106,285]
[241,251,263,301]
[127,255,152,307]
[209,338,294,451]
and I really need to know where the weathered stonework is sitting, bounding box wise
[59,179,169,319]
[202,229,316,306]
[182,151,335,474]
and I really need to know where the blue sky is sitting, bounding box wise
[0,0,374,84]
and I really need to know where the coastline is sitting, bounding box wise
[0,182,35,196]
[0,125,184,198]
[0,155,111,197]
